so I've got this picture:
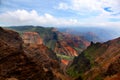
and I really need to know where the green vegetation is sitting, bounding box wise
[56,54,74,60]
[83,43,107,67]
[94,75,103,80]
[118,41,120,44]
[74,47,83,53]
[67,43,103,78]
[46,40,56,50]
[66,66,82,78]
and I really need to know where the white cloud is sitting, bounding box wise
[71,0,101,12]
[0,9,80,26]
[55,0,120,27]
[0,9,119,28]
[57,0,120,16]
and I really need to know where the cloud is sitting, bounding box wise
[0,0,119,28]
[0,9,119,28]
[55,0,120,27]
[0,9,80,26]
[57,0,120,16]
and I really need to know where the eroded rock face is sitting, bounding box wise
[22,32,43,45]
[0,27,64,80]
[22,31,85,57]
[54,32,90,57]
[54,41,78,56]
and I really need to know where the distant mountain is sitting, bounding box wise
[67,37,120,80]
[6,26,90,58]
[58,27,120,42]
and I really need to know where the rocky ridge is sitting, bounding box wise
[68,37,120,80]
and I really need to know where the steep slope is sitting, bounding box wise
[67,38,120,80]
[22,31,59,61]
[0,27,68,80]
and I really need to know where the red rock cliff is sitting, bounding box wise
[22,32,43,45]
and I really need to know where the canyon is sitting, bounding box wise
[1,26,120,80]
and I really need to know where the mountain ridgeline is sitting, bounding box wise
[58,27,120,42]
[7,26,90,58]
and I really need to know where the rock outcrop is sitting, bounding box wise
[54,41,78,56]
[22,32,43,45]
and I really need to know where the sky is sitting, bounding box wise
[0,0,120,27]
